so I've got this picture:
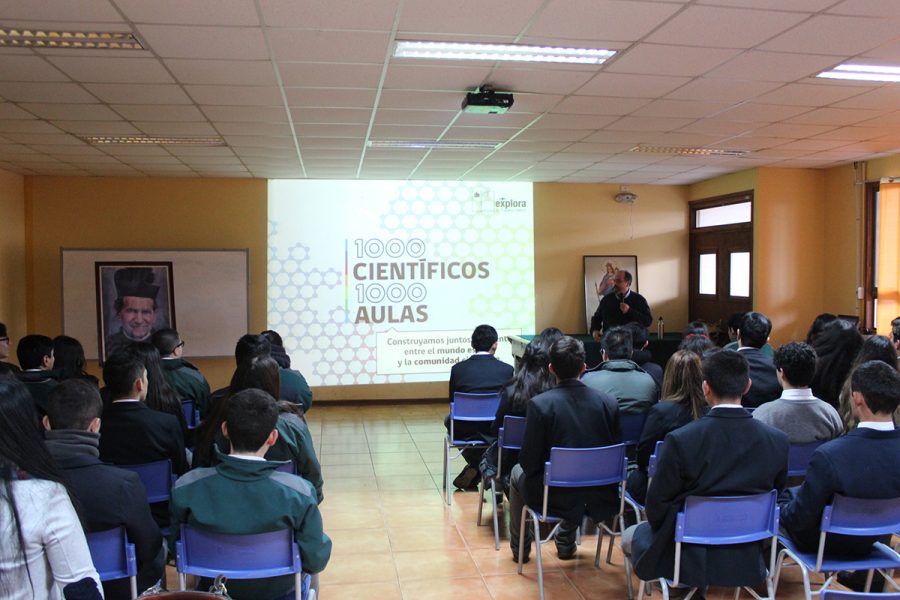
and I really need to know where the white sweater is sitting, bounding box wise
[0,478,103,599]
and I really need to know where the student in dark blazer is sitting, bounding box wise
[626,349,789,588]
[44,379,165,599]
[737,312,782,408]
[445,324,514,488]
[780,361,900,556]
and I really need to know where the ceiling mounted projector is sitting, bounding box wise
[615,192,637,204]
[462,86,514,114]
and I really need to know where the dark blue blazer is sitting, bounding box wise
[779,427,900,555]
[448,353,513,400]
[632,407,789,587]
[739,348,782,408]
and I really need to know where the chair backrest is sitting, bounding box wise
[499,415,527,450]
[676,490,779,545]
[821,494,900,537]
[120,459,175,503]
[275,461,297,474]
[544,444,627,488]
[821,591,900,600]
[86,526,137,581]
[181,399,200,429]
[449,392,501,442]
[621,412,648,446]
[176,525,301,580]
[648,440,664,479]
[787,441,823,477]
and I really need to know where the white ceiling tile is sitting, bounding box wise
[204,106,288,123]
[222,135,295,148]
[0,119,60,133]
[2,133,84,145]
[165,60,277,86]
[760,15,900,55]
[753,83,871,106]
[714,103,813,123]
[640,132,732,147]
[751,123,838,138]
[510,129,588,142]
[678,119,760,136]
[378,90,460,110]
[606,116,696,132]
[53,121,141,135]
[261,0,398,30]
[132,122,218,135]
[288,88,377,108]
[489,68,595,95]
[665,78,782,103]
[46,56,174,84]
[186,85,285,106]
[647,6,807,49]
[295,123,370,136]
[0,1,123,21]
[631,99,732,119]
[606,44,741,77]
[697,0,851,10]
[530,114,618,129]
[296,137,362,149]
[580,130,647,144]
[577,73,691,98]
[528,0,682,41]
[113,105,206,122]
[117,0,260,25]
[0,82,97,103]
[454,112,537,127]
[278,63,383,88]
[717,135,800,150]
[383,65,491,92]
[0,56,69,82]
[214,122,291,136]
[430,125,511,140]
[166,145,236,157]
[830,87,900,110]
[19,103,121,120]
[705,52,843,83]
[553,96,651,116]
[509,94,564,113]
[268,30,390,63]
[771,138,853,151]
[81,85,191,107]
[291,108,371,124]
[828,0,900,17]
[0,103,37,119]
[136,25,269,59]
[374,109,456,126]
[785,107,886,126]
[860,38,900,62]
[563,142,635,153]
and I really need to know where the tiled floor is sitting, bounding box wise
[170,402,891,599]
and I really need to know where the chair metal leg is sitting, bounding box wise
[476,475,485,526]
[595,525,604,568]
[517,509,528,574]
[491,479,501,551]
[178,573,186,591]
[624,553,636,600]
[732,586,741,600]
[129,575,137,599]
[864,569,874,593]
[533,513,545,600]
[443,439,450,506]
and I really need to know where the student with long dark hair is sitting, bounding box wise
[838,335,899,431]
[127,341,188,439]
[809,319,863,408]
[52,336,98,385]
[0,376,102,599]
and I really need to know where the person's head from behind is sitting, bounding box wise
[738,312,771,349]
[536,327,564,354]
[892,316,900,351]
[234,334,271,365]
[854,335,899,371]
[52,335,88,380]
[0,377,58,476]
[662,350,705,419]
[471,324,499,353]
[45,379,103,433]
[683,320,710,338]
[260,330,284,347]
[17,334,54,371]
[151,328,182,358]
[773,342,817,388]
[548,336,586,381]
[627,322,649,352]
[230,355,281,399]
[602,326,633,361]
[0,322,10,360]
[613,270,633,296]
[679,334,716,356]
[806,313,838,345]
[850,360,900,419]
[811,318,863,358]
[222,389,279,455]
[726,313,745,341]
[702,349,750,404]
[102,350,148,401]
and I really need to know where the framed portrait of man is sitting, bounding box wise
[95,262,176,362]
[583,255,638,332]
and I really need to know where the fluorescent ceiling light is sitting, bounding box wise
[629,145,748,157]
[367,140,500,149]
[80,136,225,146]
[0,27,143,50]
[394,40,615,65]
[817,63,900,82]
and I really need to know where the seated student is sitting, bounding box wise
[582,326,657,414]
[15,334,59,415]
[736,312,782,408]
[43,379,165,599]
[0,321,21,373]
[52,336,99,386]
[624,350,789,589]
[171,389,332,599]
[627,322,662,393]
[152,328,211,418]
[837,335,898,431]
[780,361,900,559]
[892,316,900,357]
[753,342,842,444]
[99,348,188,528]
[446,324,514,490]
[509,336,621,562]
[261,329,313,413]
[725,312,775,357]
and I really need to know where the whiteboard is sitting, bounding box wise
[61,249,249,360]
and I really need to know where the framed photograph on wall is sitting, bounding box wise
[583,255,638,332]
[95,261,176,363]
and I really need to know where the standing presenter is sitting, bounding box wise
[590,270,652,342]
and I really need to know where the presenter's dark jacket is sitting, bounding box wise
[738,347,782,409]
[590,290,653,333]
[47,432,165,599]
[16,369,59,415]
[447,353,514,442]
[161,357,212,418]
[631,407,788,587]
[779,427,900,556]
[518,379,621,523]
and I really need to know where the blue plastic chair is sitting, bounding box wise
[275,461,297,474]
[517,443,627,600]
[477,415,527,550]
[120,459,176,504]
[821,592,900,600]
[787,441,824,478]
[623,440,664,521]
[86,526,138,599]
[181,399,200,429]
[176,524,313,600]
[633,490,780,600]
[773,495,900,600]
[443,392,501,506]
[621,412,649,447]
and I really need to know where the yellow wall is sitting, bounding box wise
[534,183,691,334]
[25,177,267,389]
[0,167,26,355]
[822,163,861,317]
[688,169,759,203]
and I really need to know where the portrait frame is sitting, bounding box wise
[583,255,638,332]
[95,261,176,363]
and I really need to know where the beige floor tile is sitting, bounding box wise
[374,462,431,476]
[321,506,385,530]
[399,576,493,600]
[321,463,376,478]
[370,441,421,453]
[393,549,481,581]
[382,503,455,527]
[324,477,379,493]
[319,452,372,466]
[388,523,467,551]
[377,474,439,491]
[321,551,398,585]
[372,451,428,465]
[483,571,584,600]
[320,490,380,509]
[328,527,392,556]
[319,580,402,600]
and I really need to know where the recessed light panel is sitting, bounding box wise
[0,27,143,50]
[817,64,900,83]
[367,140,500,149]
[80,136,225,146]
[394,41,615,65]
[629,146,748,157]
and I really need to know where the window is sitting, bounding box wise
[695,201,751,228]
[730,252,750,297]
[699,253,716,295]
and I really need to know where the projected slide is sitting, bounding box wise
[268,180,534,386]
